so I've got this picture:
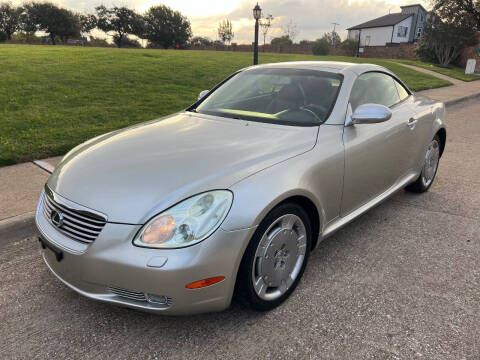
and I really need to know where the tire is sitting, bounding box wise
[406,135,441,193]
[237,203,312,311]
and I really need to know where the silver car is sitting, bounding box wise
[36,61,446,315]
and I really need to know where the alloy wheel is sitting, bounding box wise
[421,139,440,188]
[251,214,307,301]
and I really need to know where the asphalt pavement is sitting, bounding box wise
[0,99,479,360]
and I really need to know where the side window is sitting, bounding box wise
[349,72,401,111]
[394,79,410,101]
[397,26,408,37]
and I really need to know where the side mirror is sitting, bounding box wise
[346,104,392,126]
[198,90,209,100]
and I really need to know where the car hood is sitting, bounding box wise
[47,112,318,224]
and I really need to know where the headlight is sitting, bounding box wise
[133,191,233,249]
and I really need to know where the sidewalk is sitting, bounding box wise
[0,157,62,227]
[1,76,479,230]
[420,80,480,105]
[398,62,480,105]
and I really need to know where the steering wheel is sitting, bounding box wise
[300,104,328,121]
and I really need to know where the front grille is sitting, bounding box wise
[42,189,107,244]
[108,286,148,302]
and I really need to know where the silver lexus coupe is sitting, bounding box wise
[36,61,446,315]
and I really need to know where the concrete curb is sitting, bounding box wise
[0,211,35,227]
[444,92,480,107]
[0,211,37,244]
[32,160,54,174]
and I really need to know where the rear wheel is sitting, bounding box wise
[238,203,312,311]
[406,135,441,193]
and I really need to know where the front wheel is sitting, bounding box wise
[237,203,312,311]
[406,135,441,193]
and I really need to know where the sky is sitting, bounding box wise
[13,0,429,43]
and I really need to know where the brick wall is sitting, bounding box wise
[5,38,422,62]
[189,42,419,60]
[189,43,315,54]
[359,43,418,60]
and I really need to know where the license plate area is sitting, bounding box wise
[38,235,64,262]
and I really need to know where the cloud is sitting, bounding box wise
[190,0,429,43]
[11,0,428,43]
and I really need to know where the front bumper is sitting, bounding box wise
[35,193,255,315]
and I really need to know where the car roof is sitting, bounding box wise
[243,61,390,76]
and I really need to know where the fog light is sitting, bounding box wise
[147,294,169,305]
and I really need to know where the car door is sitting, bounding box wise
[341,71,417,216]
[393,78,429,173]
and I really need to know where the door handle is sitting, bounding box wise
[407,118,418,128]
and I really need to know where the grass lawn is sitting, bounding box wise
[396,59,480,82]
[0,45,451,166]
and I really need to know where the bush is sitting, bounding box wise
[299,39,314,46]
[11,32,42,43]
[0,31,7,42]
[87,36,111,47]
[271,35,293,46]
[312,38,329,55]
[189,36,213,47]
[415,38,438,63]
[113,36,142,48]
[340,39,358,56]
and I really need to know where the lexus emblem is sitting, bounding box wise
[51,210,64,228]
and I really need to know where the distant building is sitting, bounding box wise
[347,4,427,46]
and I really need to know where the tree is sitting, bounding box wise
[259,14,273,49]
[282,19,298,42]
[143,5,191,49]
[432,0,480,30]
[417,10,477,66]
[20,3,37,35]
[95,6,144,48]
[312,37,329,55]
[323,31,341,47]
[24,3,81,45]
[79,13,97,37]
[271,35,292,46]
[217,19,233,44]
[0,3,23,40]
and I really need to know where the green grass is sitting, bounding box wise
[0,44,451,166]
[396,59,480,82]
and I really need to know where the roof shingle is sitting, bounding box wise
[347,13,412,30]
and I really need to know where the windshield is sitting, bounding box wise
[194,68,343,126]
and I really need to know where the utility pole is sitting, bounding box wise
[331,22,339,34]
[331,22,340,46]
[356,29,362,57]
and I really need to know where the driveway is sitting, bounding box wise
[0,99,479,360]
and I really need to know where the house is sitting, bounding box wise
[347,4,427,46]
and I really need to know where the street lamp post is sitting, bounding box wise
[253,3,262,65]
